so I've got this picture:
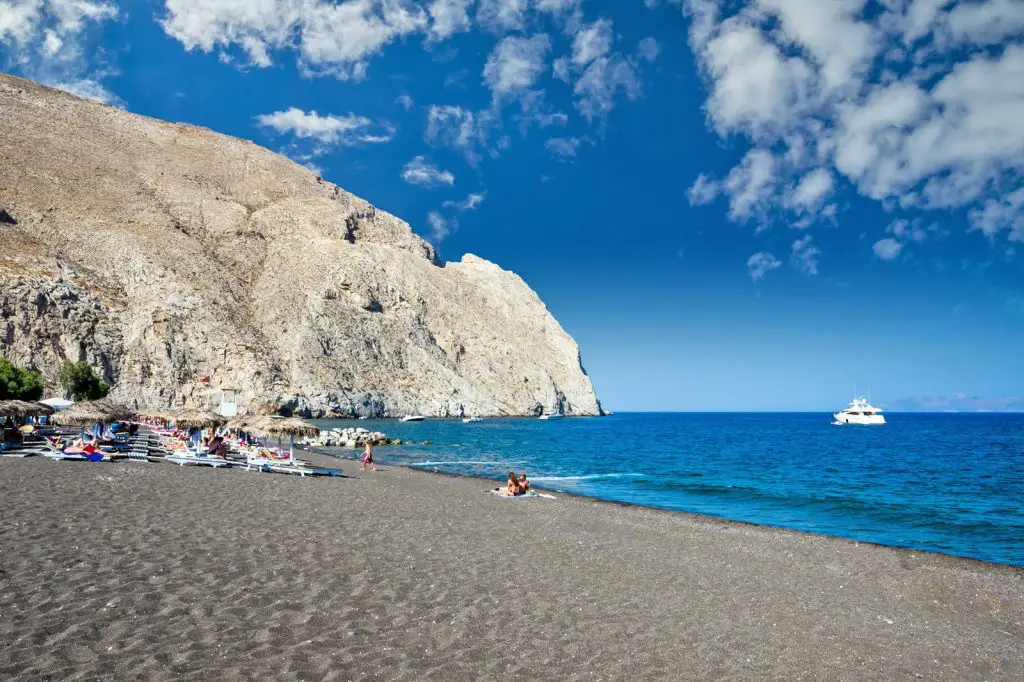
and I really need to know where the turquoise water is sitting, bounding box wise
[314,413,1024,566]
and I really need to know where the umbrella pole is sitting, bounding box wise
[290,434,295,464]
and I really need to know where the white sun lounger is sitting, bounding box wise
[165,455,231,468]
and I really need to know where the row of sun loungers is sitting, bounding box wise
[3,423,345,478]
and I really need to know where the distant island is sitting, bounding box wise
[887,395,1024,413]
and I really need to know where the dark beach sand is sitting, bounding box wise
[1,452,1021,681]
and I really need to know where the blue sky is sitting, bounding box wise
[1,0,1022,411]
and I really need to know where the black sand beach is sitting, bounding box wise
[1,452,1021,680]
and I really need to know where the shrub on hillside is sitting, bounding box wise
[58,361,110,401]
[0,359,45,400]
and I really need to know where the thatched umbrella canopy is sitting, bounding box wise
[264,417,320,438]
[134,408,170,421]
[165,408,226,430]
[223,415,256,431]
[0,400,54,417]
[52,399,132,426]
[254,417,320,462]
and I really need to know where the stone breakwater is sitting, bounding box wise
[304,427,399,449]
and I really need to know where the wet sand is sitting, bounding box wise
[1,452,1021,680]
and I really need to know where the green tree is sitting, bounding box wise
[58,361,110,401]
[0,359,45,400]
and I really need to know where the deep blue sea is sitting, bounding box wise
[314,413,1024,566]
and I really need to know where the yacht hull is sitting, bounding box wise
[832,413,886,425]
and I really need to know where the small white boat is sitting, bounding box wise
[832,398,885,425]
[462,417,483,423]
[401,415,426,422]
[538,413,563,420]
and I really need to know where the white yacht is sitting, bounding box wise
[462,417,483,423]
[538,413,563,420]
[400,415,426,422]
[833,398,885,425]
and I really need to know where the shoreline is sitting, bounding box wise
[311,446,1024,571]
[2,451,1022,679]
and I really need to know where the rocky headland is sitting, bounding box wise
[0,74,601,418]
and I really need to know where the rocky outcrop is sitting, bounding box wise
[306,427,396,448]
[0,74,602,417]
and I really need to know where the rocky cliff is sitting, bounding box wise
[0,74,602,417]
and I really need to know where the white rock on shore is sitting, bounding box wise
[305,427,396,449]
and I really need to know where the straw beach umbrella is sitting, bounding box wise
[0,400,54,417]
[164,408,226,430]
[223,414,267,433]
[52,399,132,426]
[265,417,319,463]
[264,418,320,439]
[230,416,319,463]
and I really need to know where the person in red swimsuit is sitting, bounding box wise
[361,442,376,471]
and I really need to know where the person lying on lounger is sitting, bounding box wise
[58,437,115,456]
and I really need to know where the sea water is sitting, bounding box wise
[314,413,1024,566]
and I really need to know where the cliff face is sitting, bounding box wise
[0,75,602,417]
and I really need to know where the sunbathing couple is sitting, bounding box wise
[503,472,532,496]
[48,435,114,460]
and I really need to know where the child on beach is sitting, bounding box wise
[361,442,376,471]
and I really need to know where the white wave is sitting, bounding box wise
[410,460,507,467]
[530,473,643,482]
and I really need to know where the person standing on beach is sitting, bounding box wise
[361,442,376,471]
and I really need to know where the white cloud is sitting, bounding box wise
[637,36,660,63]
[161,0,428,80]
[395,93,414,110]
[747,251,781,281]
[573,54,642,122]
[256,107,394,146]
[572,18,613,67]
[50,77,120,104]
[427,210,453,242]
[790,168,834,211]
[444,191,486,211]
[0,2,41,43]
[514,90,569,129]
[551,16,650,123]
[873,238,903,261]
[969,187,1024,242]
[425,104,493,164]
[790,234,820,275]
[401,155,456,187]
[483,33,551,102]
[545,136,583,160]
[535,0,577,13]
[945,0,1024,46]
[722,148,777,223]
[702,20,815,138]
[683,0,1024,246]
[1,0,120,103]
[427,0,473,40]
[688,173,720,205]
[476,0,530,33]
